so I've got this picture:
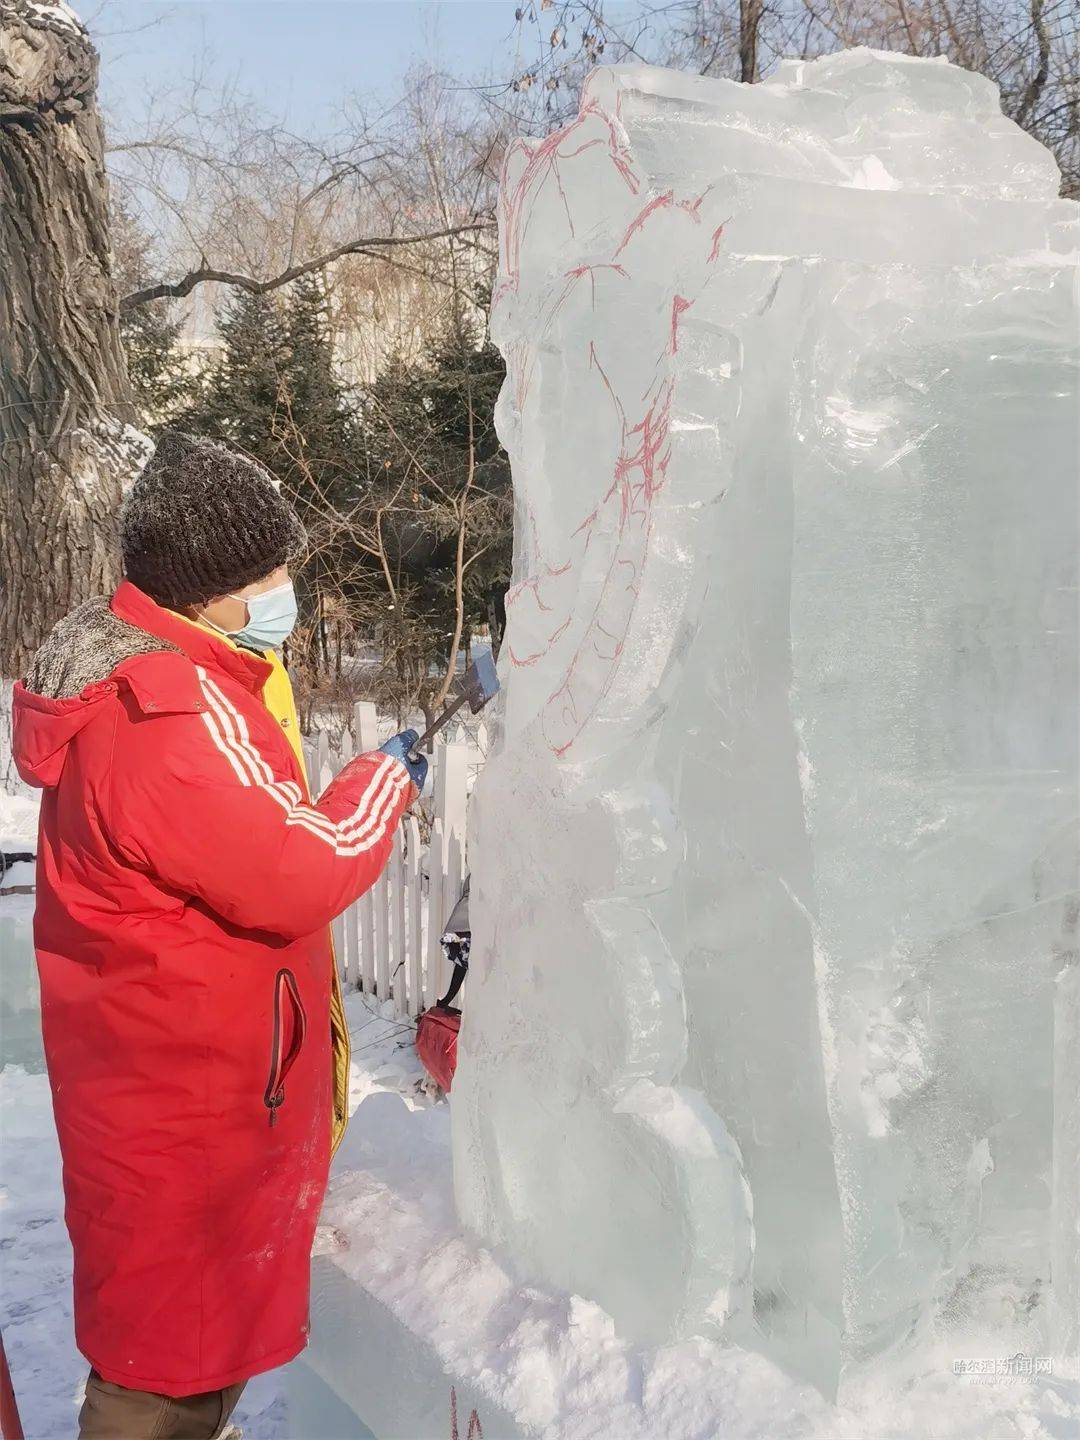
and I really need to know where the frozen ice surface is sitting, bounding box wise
[452,49,1080,1394]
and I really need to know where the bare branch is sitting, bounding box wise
[120,220,494,309]
[1015,0,1052,122]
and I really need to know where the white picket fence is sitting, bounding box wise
[302,702,471,1019]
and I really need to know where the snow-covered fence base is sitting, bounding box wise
[303,703,471,1019]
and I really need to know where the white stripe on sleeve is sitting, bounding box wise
[195,666,410,856]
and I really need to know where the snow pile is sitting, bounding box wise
[0,802,37,851]
[0,681,40,849]
[0,1067,78,1437]
[311,1074,1080,1439]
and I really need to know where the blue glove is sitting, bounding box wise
[378,729,428,795]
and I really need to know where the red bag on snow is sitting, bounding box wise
[417,880,470,1091]
[416,1005,461,1091]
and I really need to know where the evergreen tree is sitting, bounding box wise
[356,296,512,712]
[182,289,289,474]
[175,276,512,715]
[279,275,362,514]
[180,281,368,685]
[277,277,366,675]
[183,280,362,504]
[111,199,197,429]
[120,301,199,430]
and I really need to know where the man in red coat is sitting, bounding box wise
[11,433,426,1439]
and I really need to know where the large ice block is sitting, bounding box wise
[453,50,1079,1392]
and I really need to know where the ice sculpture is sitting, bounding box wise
[452,49,1079,1392]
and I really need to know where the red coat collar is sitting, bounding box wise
[111,581,272,696]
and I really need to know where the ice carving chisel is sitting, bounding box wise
[407,649,499,761]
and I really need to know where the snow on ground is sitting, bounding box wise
[0,987,424,1440]
[0,686,39,854]
[4,955,1080,1440]
[321,1094,1080,1440]
[0,793,38,850]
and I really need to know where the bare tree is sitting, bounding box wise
[278,359,509,728]
[740,0,764,81]
[104,57,497,315]
[0,4,501,676]
[329,68,501,384]
[119,222,490,311]
[500,0,1079,195]
[0,0,149,678]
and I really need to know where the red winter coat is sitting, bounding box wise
[11,582,414,1396]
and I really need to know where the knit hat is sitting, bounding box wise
[120,431,307,610]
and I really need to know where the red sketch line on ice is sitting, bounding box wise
[497,89,728,753]
[677,186,713,220]
[507,263,629,413]
[507,615,572,669]
[565,262,630,303]
[449,1387,483,1440]
[613,190,674,257]
[670,295,693,353]
[541,351,675,756]
[494,97,641,309]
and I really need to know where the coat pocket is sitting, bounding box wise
[264,968,307,1127]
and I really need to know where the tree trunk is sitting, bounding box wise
[487,584,506,661]
[0,0,148,678]
[739,0,762,83]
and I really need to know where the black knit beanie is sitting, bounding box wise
[120,431,307,610]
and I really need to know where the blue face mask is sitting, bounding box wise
[226,581,298,652]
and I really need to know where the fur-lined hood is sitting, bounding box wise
[25,595,178,701]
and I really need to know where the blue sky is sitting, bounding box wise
[92,1,547,130]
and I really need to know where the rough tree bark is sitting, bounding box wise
[0,0,148,678]
[739,0,762,83]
